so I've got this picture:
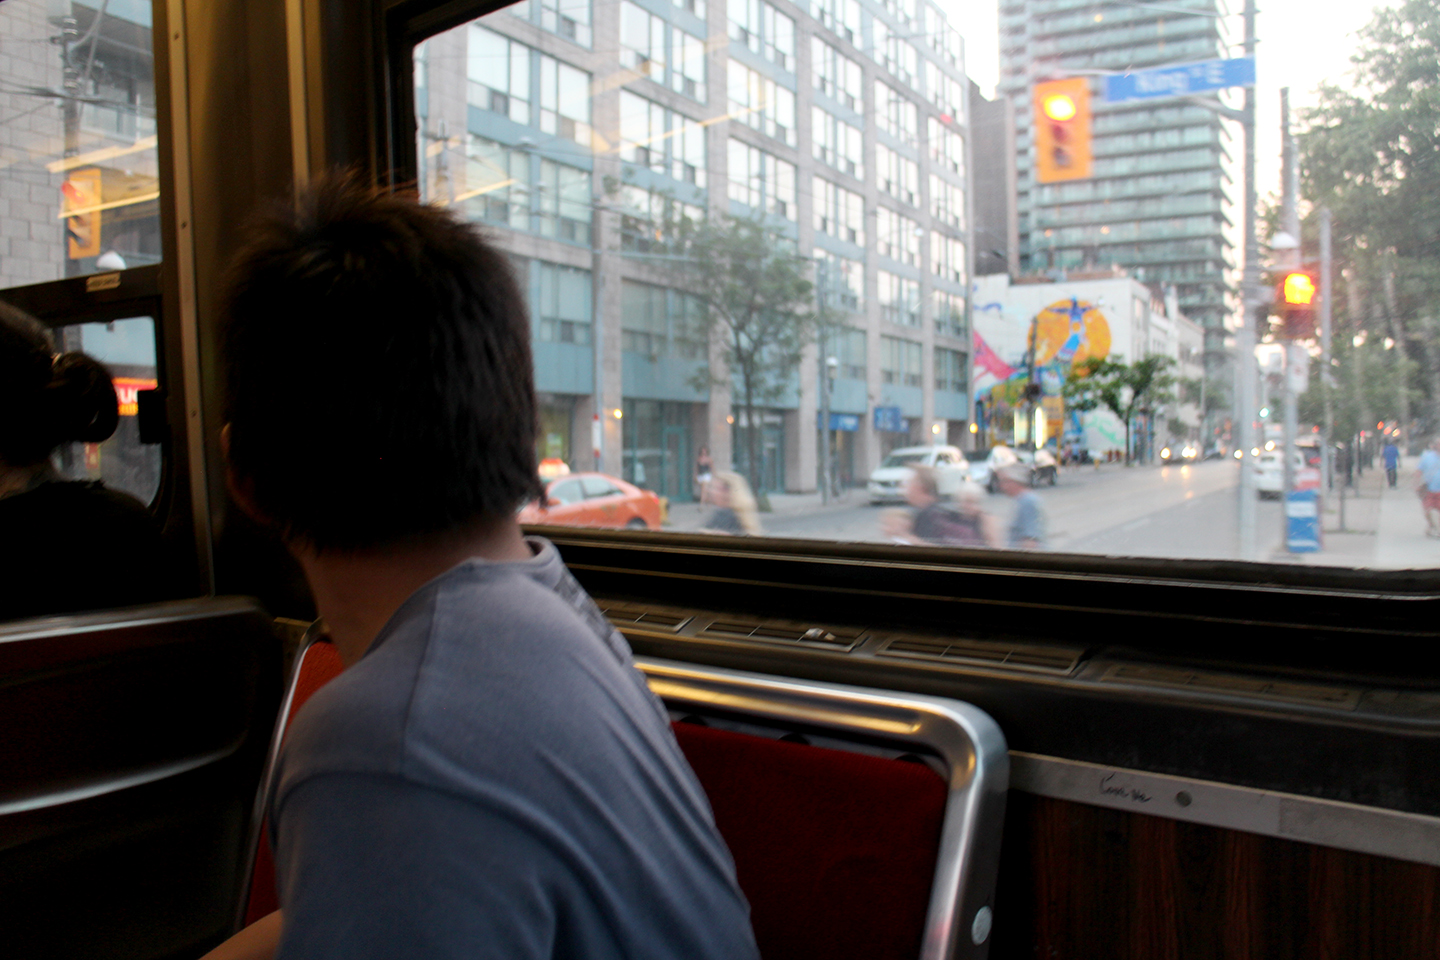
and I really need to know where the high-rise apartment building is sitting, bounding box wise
[417,0,974,499]
[997,0,1232,375]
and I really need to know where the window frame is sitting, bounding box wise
[374,0,1440,631]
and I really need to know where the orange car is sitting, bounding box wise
[518,471,663,531]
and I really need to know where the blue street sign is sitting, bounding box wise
[1105,57,1255,103]
[816,412,861,432]
[873,406,905,433]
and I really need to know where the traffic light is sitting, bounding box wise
[1271,268,1318,339]
[1033,77,1092,184]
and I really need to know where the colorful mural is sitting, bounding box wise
[1033,298,1112,369]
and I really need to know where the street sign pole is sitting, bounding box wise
[1236,0,1260,561]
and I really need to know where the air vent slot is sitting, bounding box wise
[599,601,692,633]
[1101,664,1361,709]
[698,616,864,650]
[877,635,1082,674]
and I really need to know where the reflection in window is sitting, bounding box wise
[512,0,592,47]
[729,0,796,70]
[469,26,532,124]
[876,81,919,148]
[535,261,593,345]
[928,118,965,176]
[812,38,863,111]
[619,187,704,254]
[622,282,707,360]
[876,207,920,266]
[813,0,861,45]
[872,19,917,88]
[878,272,921,328]
[0,0,162,289]
[877,144,919,207]
[934,347,967,394]
[620,1,707,102]
[55,317,162,505]
[537,160,592,244]
[812,107,864,179]
[931,174,965,230]
[459,136,530,224]
[833,326,868,380]
[934,289,966,339]
[813,178,865,246]
[619,92,706,186]
[931,231,966,284]
[728,62,796,146]
[728,140,796,221]
[814,250,863,312]
[880,334,923,387]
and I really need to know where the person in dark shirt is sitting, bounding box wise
[701,471,761,535]
[0,302,182,620]
[202,175,758,960]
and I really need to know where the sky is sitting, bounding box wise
[941,0,1387,199]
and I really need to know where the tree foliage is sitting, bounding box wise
[677,213,818,494]
[1299,0,1440,437]
[1064,355,1176,463]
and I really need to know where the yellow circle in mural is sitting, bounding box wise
[1032,299,1112,369]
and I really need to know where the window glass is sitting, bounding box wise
[728,62,796,146]
[0,0,161,290]
[54,316,162,505]
[416,1,1438,572]
[581,476,621,498]
[550,477,584,504]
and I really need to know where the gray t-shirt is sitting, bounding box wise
[269,538,759,960]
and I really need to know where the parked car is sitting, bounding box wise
[867,445,969,504]
[1254,450,1306,498]
[519,471,663,529]
[983,445,1058,491]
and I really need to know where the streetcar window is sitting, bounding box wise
[0,0,162,291]
[411,0,1434,572]
[52,316,162,505]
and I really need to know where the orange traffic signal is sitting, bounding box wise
[1283,271,1316,306]
[1272,269,1319,339]
[1034,78,1092,184]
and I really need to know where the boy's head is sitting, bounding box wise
[223,175,542,551]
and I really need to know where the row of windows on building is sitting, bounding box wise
[500,0,964,104]
[456,130,966,291]
[455,23,968,184]
[518,251,967,359]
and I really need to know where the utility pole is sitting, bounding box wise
[1236,0,1260,560]
[1279,88,1302,550]
[1320,208,1335,504]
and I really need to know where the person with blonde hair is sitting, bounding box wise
[701,471,762,535]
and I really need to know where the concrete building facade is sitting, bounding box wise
[419,0,974,498]
[996,0,1232,382]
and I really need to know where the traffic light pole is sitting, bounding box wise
[1236,0,1260,560]
[1280,88,1301,550]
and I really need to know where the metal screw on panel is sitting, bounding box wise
[971,906,993,945]
[1175,791,1193,807]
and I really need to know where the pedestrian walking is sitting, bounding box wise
[1414,439,1440,537]
[1383,439,1400,489]
[695,446,714,504]
[701,472,762,536]
[998,465,1047,550]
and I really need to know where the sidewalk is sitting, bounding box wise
[1288,463,1440,569]
[664,487,856,532]
[1373,466,1440,569]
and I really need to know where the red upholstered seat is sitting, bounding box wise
[242,639,344,926]
[672,721,948,960]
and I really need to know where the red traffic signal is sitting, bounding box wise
[1271,269,1319,339]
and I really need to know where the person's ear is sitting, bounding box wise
[221,423,270,526]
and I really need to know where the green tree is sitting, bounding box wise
[1299,0,1440,434]
[1064,355,1176,464]
[677,213,819,496]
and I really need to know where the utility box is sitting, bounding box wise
[1287,488,1321,553]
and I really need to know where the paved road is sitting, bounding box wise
[739,460,1288,561]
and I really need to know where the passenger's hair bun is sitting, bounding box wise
[47,353,119,444]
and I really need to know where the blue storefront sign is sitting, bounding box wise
[818,412,861,432]
[1105,57,1255,104]
[873,406,905,433]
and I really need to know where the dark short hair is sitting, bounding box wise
[0,301,118,465]
[222,174,542,550]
